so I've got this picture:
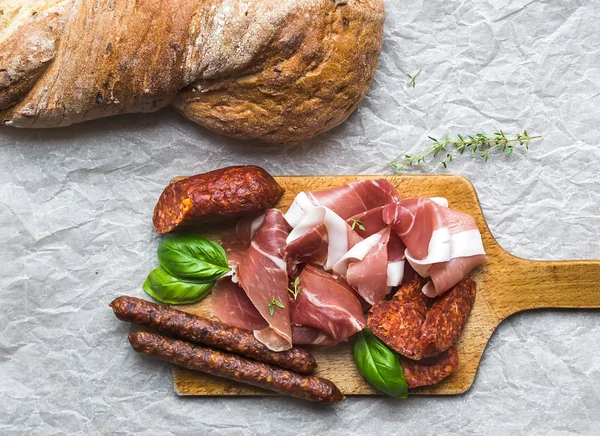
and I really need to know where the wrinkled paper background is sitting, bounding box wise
[2,0,600,434]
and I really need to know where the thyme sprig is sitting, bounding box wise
[268,297,285,316]
[392,130,541,172]
[287,277,302,300]
[350,219,366,231]
[407,69,422,88]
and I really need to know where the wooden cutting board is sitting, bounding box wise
[171,175,600,396]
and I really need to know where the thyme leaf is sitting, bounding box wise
[268,297,285,316]
[287,277,303,300]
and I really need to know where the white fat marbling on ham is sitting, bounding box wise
[383,198,486,297]
[284,180,400,272]
[236,213,266,243]
[285,206,363,270]
[387,261,405,287]
[386,231,406,287]
[289,265,365,345]
[237,209,292,351]
[332,229,384,276]
[284,179,400,225]
[284,191,314,228]
[430,197,449,207]
[383,198,451,261]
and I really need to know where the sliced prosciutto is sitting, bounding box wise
[285,179,400,226]
[345,227,391,305]
[284,180,400,275]
[290,265,365,345]
[387,231,406,287]
[421,206,487,297]
[237,209,293,351]
[285,208,363,269]
[235,213,266,243]
[211,278,268,331]
[383,198,486,297]
[291,326,341,346]
[423,255,486,297]
[348,206,387,238]
[383,198,451,264]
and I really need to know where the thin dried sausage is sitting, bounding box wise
[128,331,344,403]
[152,165,284,233]
[110,296,317,374]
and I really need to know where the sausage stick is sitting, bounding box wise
[152,166,284,233]
[110,296,317,374]
[128,332,344,403]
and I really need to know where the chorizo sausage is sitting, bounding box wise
[420,278,476,358]
[401,346,459,388]
[153,165,284,234]
[128,331,344,403]
[110,296,317,374]
[367,279,476,360]
[366,279,431,360]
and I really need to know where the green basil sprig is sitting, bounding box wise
[142,235,230,305]
[142,267,216,305]
[157,235,230,281]
[353,328,408,398]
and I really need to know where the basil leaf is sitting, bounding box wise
[157,235,230,282]
[142,266,215,305]
[353,329,408,398]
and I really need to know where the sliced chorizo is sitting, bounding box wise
[366,279,431,360]
[401,346,459,388]
[420,278,476,358]
[367,278,476,360]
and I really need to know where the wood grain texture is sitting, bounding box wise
[171,175,600,396]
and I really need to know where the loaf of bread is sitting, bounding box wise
[0,0,385,143]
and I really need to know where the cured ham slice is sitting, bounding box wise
[306,179,400,219]
[386,231,405,287]
[211,278,268,331]
[237,209,293,351]
[235,213,266,243]
[290,265,365,345]
[285,207,363,270]
[344,227,391,305]
[284,179,400,226]
[423,255,487,297]
[383,198,486,297]
[383,198,451,264]
[348,206,387,238]
[284,223,330,266]
[421,206,487,296]
[291,326,340,346]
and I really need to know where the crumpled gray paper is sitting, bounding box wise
[1,0,600,434]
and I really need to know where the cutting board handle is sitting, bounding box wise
[493,255,600,318]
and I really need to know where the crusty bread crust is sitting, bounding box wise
[0,0,384,143]
[0,0,64,44]
[174,0,385,143]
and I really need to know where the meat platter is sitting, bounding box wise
[167,174,600,396]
